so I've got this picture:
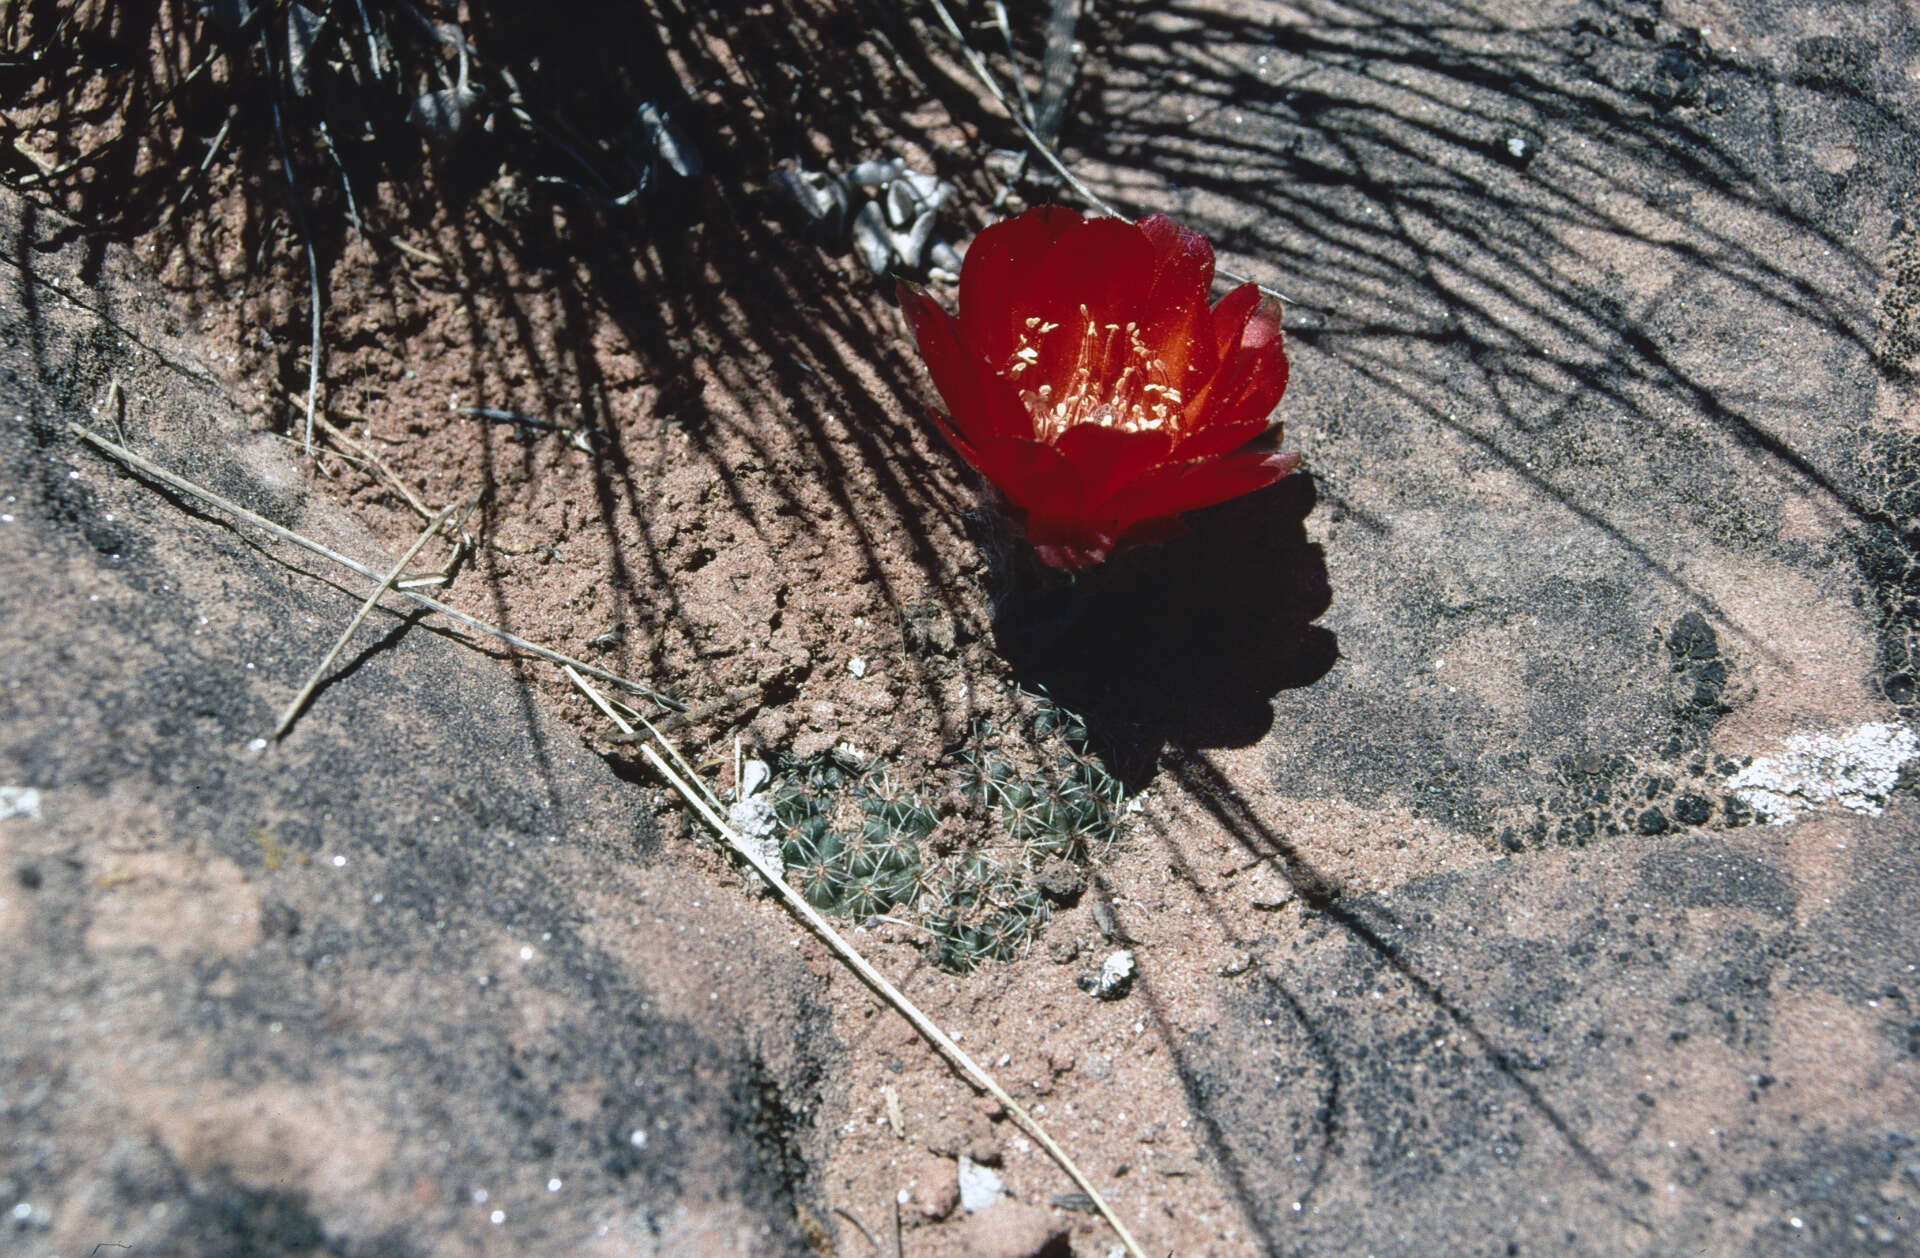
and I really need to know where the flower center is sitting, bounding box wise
[1005,305,1184,442]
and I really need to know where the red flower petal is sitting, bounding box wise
[1169,416,1275,464]
[898,282,1032,442]
[1177,288,1289,449]
[1237,292,1285,351]
[988,219,1154,409]
[1020,218,1156,361]
[959,205,1085,370]
[1135,215,1217,389]
[1173,346,1289,460]
[965,431,1085,516]
[1207,283,1264,362]
[1052,422,1176,510]
[1103,447,1302,526]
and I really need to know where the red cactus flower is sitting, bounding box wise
[897,206,1299,569]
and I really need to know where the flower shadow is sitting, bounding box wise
[991,472,1334,787]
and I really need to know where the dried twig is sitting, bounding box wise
[274,501,458,739]
[386,234,448,269]
[568,667,1150,1258]
[601,683,763,740]
[259,25,325,454]
[293,393,440,524]
[67,423,681,710]
[831,1205,881,1257]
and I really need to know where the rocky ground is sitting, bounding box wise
[4,1,1920,1256]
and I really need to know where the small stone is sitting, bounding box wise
[0,786,42,822]
[913,1156,960,1220]
[1636,807,1670,835]
[1218,951,1253,977]
[739,759,772,798]
[957,1199,1067,1258]
[957,1155,1007,1212]
[1079,949,1135,1000]
[1248,868,1295,910]
[1034,857,1086,903]
[1090,899,1118,939]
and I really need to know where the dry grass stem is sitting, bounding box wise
[294,393,441,524]
[831,1205,881,1256]
[273,501,459,740]
[259,26,324,454]
[565,668,1150,1258]
[386,234,448,268]
[67,423,679,709]
[601,683,763,740]
[567,666,717,809]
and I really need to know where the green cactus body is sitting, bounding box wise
[763,692,1122,972]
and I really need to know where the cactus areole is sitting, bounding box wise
[897,206,1300,570]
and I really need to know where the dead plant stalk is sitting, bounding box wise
[273,501,459,740]
[66,423,677,708]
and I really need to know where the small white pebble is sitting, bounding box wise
[10,1202,31,1220]
[471,1189,488,1205]
[247,737,267,752]
[629,1129,648,1148]
[490,1210,505,1225]
[848,657,867,679]
[518,946,534,961]
[331,854,346,868]
[1,514,12,523]
[547,1178,563,1193]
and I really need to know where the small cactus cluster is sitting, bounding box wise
[925,855,1050,972]
[771,760,930,919]
[957,694,1125,867]
[759,691,1124,972]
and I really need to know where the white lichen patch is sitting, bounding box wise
[0,786,41,822]
[1727,722,1919,823]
